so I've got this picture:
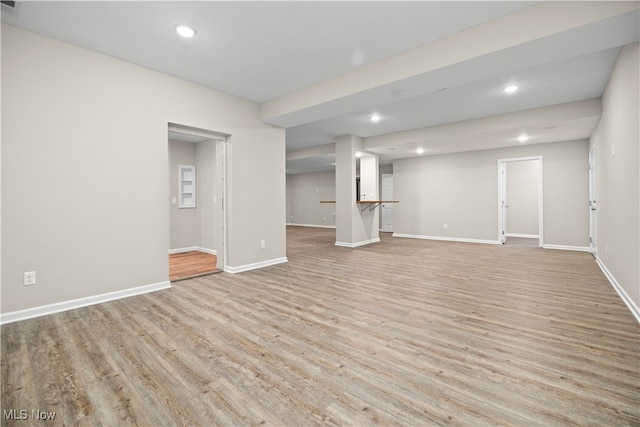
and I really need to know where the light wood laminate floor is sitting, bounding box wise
[169,251,220,282]
[2,226,638,426]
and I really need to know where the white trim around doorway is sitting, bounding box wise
[497,156,544,247]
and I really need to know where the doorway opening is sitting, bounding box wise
[168,123,229,280]
[498,156,543,247]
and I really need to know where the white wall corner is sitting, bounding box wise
[168,247,217,255]
[168,246,199,254]
[225,257,288,274]
[197,247,217,255]
[335,238,381,248]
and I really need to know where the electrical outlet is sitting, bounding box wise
[444,224,448,230]
[260,240,266,249]
[24,271,36,286]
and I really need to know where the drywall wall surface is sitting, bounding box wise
[196,139,216,252]
[393,140,589,246]
[590,42,639,309]
[226,128,286,268]
[169,140,198,250]
[287,171,336,227]
[1,24,285,313]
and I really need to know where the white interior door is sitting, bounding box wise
[589,147,597,255]
[381,174,393,232]
[505,160,540,239]
[499,162,508,243]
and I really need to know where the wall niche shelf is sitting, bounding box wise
[178,164,196,208]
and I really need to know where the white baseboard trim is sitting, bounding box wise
[393,233,500,245]
[287,223,336,229]
[542,244,590,252]
[169,247,217,255]
[595,257,640,324]
[506,233,540,238]
[335,238,381,248]
[197,247,217,255]
[169,246,198,254]
[225,257,288,274]
[0,281,172,325]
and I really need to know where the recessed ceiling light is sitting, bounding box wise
[370,114,381,123]
[355,152,362,158]
[416,148,425,154]
[518,134,529,143]
[175,25,196,38]
[503,85,519,94]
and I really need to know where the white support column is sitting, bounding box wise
[334,135,380,247]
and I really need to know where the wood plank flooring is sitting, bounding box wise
[2,226,639,426]
[169,251,220,282]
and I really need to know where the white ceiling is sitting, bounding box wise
[3,1,639,174]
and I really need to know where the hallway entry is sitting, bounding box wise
[167,123,229,276]
[498,157,543,246]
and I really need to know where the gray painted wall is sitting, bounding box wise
[196,140,216,252]
[287,171,336,227]
[590,42,639,310]
[1,24,285,313]
[169,140,198,250]
[393,140,589,246]
[166,138,216,253]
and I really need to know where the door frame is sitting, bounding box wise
[589,146,597,255]
[214,138,229,271]
[497,156,543,247]
[168,123,230,271]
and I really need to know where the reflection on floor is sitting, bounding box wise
[169,251,221,282]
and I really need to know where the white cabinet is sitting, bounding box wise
[178,164,196,208]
